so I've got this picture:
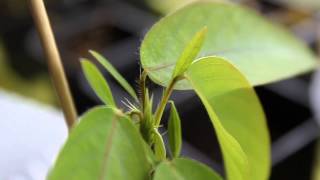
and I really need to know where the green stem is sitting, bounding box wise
[154,77,179,127]
[127,110,143,120]
[139,70,148,111]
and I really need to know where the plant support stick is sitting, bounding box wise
[28,0,77,131]
[316,13,320,56]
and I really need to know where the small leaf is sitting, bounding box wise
[81,59,116,106]
[142,140,158,166]
[168,101,182,158]
[171,27,207,78]
[140,89,154,144]
[186,57,270,180]
[48,107,153,180]
[90,50,139,101]
[153,158,223,180]
[153,128,166,161]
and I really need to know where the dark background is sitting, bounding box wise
[0,0,319,179]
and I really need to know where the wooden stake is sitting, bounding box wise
[28,0,77,131]
[316,13,320,56]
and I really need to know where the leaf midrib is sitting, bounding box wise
[99,114,119,180]
[144,45,294,72]
[166,161,184,180]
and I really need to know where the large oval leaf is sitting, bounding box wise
[153,158,223,180]
[141,2,317,89]
[185,57,270,180]
[48,107,152,180]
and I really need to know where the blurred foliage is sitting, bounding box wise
[0,42,56,105]
[147,0,320,16]
[146,0,195,14]
[276,0,320,12]
[146,0,227,14]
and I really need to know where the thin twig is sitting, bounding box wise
[28,0,77,131]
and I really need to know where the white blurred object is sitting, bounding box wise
[0,90,67,180]
[311,70,320,124]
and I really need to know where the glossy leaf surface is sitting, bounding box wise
[49,107,152,180]
[153,158,223,180]
[168,101,182,158]
[186,57,270,180]
[141,2,317,89]
[90,50,138,101]
[81,60,116,106]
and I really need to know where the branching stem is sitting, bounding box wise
[154,77,181,127]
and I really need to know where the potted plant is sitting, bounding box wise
[29,0,318,179]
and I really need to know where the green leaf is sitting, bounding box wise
[153,158,223,180]
[143,140,158,166]
[172,27,207,78]
[146,0,196,14]
[140,89,154,144]
[90,50,139,101]
[141,2,317,89]
[81,59,116,106]
[153,129,167,161]
[168,101,182,158]
[48,107,153,180]
[185,57,270,180]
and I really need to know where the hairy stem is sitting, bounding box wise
[139,70,148,111]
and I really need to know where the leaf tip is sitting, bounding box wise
[88,50,101,59]
[198,26,208,41]
[80,58,91,67]
[88,49,95,54]
[79,57,88,62]
[201,26,208,33]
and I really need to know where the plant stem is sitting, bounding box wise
[128,110,143,121]
[139,70,148,111]
[154,78,179,127]
[28,0,77,131]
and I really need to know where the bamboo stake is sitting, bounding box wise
[28,0,77,131]
[316,12,320,56]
